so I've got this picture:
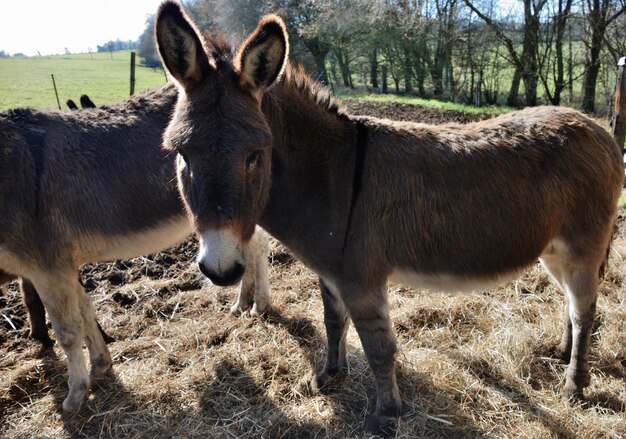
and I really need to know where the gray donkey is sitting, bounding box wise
[0,84,270,412]
[154,2,623,436]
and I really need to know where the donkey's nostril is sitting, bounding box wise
[216,261,245,286]
[228,262,245,282]
[197,260,246,287]
[198,261,212,278]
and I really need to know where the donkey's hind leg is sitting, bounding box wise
[31,271,110,412]
[21,278,54,348]
[80,284,112,379]
[310,279,350,393]
[560,267,599,400]
[541,243,600,400]
[540,252,572,363]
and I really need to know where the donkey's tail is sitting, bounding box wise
[599,217,620,280]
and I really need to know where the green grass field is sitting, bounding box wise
[0,51,510,116]
[0,50,168,111]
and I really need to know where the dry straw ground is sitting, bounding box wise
[1,102,625,438]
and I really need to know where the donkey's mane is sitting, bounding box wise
[279,64,346,117]
[97,82,177,114]
[203,32,233,65]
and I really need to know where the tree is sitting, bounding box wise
[580,0,626,112]
[429,0,459,98]
[137,14,160,67]
[464,0,549,107]
[537,0,574,105]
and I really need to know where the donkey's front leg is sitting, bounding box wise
[231,258,255,316]
[232,229,270,317]
[250,229,270,317]
[343,284,401,437]
[311,279,350,393]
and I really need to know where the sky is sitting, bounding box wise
[0,0,164,56]
[0,0,525,57]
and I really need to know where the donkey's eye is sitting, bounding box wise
[246,150,263,173]
[179,152,190,173]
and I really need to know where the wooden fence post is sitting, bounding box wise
[611,56,626,154]
[130,51,136,96]
[381,65,388,94]
[50,74,61,111]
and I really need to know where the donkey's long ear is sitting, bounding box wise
[235,15,288,100]
[155,1,212,91]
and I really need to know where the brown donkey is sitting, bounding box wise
[155,2,624,436]
[0,84,271,413]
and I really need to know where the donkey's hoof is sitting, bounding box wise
[550,344,571,364]
[31,331,54,348]
[310,368,344,395]
[250,302,268,318]
[90,355,113,379]
[62,387,88,412]
[364,413,397,438]
[230,302,252,316]
[561,385,585,404]
[309,373,328,395]
[230,302,242,316]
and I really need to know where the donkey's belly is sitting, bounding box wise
[82,215,192,263]
[0,247,35,279]
[390,267,528,294]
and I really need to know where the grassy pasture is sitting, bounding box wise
[0,51,167,111]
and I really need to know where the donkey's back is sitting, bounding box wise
[0,85,185,270]
[359,106,623,283]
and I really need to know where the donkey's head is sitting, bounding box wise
[156,1,288,286]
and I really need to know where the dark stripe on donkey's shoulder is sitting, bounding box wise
[342,121,368,253]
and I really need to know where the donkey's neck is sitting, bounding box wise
[260,75,361,274]
[263,72,350,155]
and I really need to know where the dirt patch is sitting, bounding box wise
[1,103,625,438]
[343,100,490,124]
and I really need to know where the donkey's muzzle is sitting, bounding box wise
[197,229,247,286]
[198,260,245,286]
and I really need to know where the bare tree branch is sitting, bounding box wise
[461,0,521,67]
